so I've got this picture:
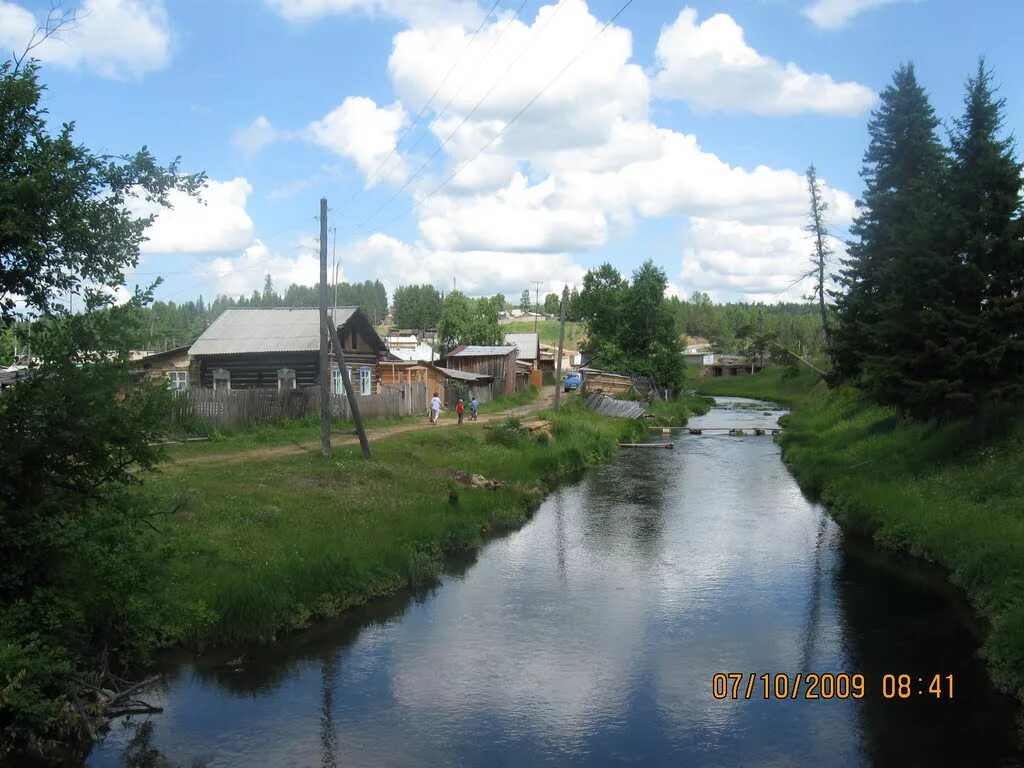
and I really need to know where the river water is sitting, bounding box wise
[86,397,1023,767]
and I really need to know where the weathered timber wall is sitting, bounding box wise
[584,393,647,419]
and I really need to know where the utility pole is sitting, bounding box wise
[318,200,371,460]
[531,280,542,335]
[324,318,371,460]
[553,285,568,412]
[330,226,338,399]
[319,199,332,457]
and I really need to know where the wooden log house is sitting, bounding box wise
[187,307,391,394]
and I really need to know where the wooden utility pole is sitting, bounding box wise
[553,285,568,412]
[324,318,371,460]
[316,199,371,460]
[532,280,542,335]
[319,198,331,457]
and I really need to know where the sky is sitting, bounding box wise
[2,0,1022,306]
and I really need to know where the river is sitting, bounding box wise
[86,397,1023,767]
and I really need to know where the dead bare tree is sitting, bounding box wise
[804,164,833,358]
[11,1,78,73]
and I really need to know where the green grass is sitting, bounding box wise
[138,400,644,648]
[695,366,823,407]
[485,385,540,411]
[779,386,1024,703]
[160,413,423,458]
[642,394,714,426]
[503,319,585,348]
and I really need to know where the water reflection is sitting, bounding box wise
[86,398,1022,768]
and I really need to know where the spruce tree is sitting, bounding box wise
[947,59,1024,406]
[833,63,954,418]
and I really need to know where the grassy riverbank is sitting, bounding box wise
[696,366,1024,703]
[142,401,645,648]
[695,366,822,406]
[780,388,1024,702]
[644,393,714,425]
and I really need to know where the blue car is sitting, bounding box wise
[563,371,583,393]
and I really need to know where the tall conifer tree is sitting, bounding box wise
[947,60,1024,405]
[833,63,953,418]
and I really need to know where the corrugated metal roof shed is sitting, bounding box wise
[447,345,517,357]
[430,365,493,382]
[189,307,357,355]
[504,332,538,361]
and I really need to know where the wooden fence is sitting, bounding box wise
[172,382,426,429]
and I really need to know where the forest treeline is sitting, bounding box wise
[2,281,828,364]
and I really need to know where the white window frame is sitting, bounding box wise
[166,370,188,391]
[359,366,372,396]
[332,364,344,396]
[277,368,297,392]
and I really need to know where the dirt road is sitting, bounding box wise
[167,385,560,469]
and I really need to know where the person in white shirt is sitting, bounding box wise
[430,392,442,424]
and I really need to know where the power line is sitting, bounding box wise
[363,0,630,234]
[342,0,563,235]
[368,0,535,192]
[353,0,504,196]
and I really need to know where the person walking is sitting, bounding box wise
[469,396,479,422]
[456,398,465,425]
[430,392,442,425]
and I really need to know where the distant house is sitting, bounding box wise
[187,307,390,395]
[443,345,518,395]
[683,336,714,366]
[505,332,539,367]
[132,345,192,391]
[699,354,765,377]
[384,332,436,362]
[0,365,28,390]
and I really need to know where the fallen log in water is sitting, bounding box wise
[619,443,674,449]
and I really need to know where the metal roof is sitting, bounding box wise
[430,365,493,382]
[504,332,539,361]
[447,345,517,357]
[189,307,357,355]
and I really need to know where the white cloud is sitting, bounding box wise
[343,233,585,296]
[0,0,170,78]
[419,174,607,252]
[200,239,329,298]
[652,8,875,116]
[272,0,861,303]
[133,178,255,254]
[388,0,649,167]
[680,217,846,302]
[305,97,408,186]
[264,0,483,28]
[232,116,279,156]
[803,0,914,29]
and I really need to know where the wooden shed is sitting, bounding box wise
[378,360,496,412]
[443,345,518,395]
[187,307,390,394]
[133,345,192,391]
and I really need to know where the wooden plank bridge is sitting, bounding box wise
[652,425,783,436]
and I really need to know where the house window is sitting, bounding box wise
[277,368,296,391]
[333,365,354,396]
[350,328,358,351]
[359,366,372,396]
[212,368,231,391]
[166,370,188,391]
